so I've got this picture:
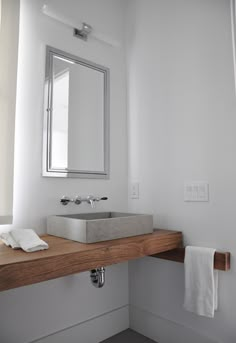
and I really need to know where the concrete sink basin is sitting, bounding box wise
[47,212,153,243]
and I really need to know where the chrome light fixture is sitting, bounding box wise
[74,22,92,41]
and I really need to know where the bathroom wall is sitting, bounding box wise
[0,0,20,224]
[0,0,129,342]
[126,0,236,342]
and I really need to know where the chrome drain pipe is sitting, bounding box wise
[90,267,105,288]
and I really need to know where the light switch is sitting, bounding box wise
[130,182,139,199]
[184,182,209,202]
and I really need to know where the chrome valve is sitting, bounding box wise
[60,196,74,206]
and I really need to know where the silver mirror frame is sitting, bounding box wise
[42,46,110,179]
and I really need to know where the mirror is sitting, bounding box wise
[43,46,109,178]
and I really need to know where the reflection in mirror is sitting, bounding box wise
[43,47,109,178]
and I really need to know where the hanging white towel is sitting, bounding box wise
[183,246,218,318]
[0,229,48,252]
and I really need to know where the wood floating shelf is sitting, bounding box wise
[0,229,182,292]
[152,248,230,271]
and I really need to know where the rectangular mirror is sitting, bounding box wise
[43,46,109,178]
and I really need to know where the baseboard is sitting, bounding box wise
[129,305,219,343]
[30,305,129,343]
[26,301,221,343]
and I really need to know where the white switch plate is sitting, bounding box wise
[130,182,139,199]
[184,182,209,202]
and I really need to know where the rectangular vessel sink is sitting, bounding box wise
[47,212,153,243]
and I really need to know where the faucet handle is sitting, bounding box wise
[87,195,108,208]
[74,196,82,205]
[60,196,73,206]
[93,196,108,202]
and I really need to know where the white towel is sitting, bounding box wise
[183,246,218,318]
[0,231,21,249]
[0,229,48,252]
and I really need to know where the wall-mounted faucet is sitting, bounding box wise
[60,195,108,208]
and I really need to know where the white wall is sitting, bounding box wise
[0,0,19,224]
[126,0,236,342]
[14,0,127,233]
[0,0,128,342]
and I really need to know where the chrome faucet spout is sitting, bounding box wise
[87,195,97,208]
[89,199,95,208]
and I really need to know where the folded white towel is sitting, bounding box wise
[0,229,48,252]
[183,246,218,318]
[0,231,21,249]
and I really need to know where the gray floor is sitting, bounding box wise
[100,329,157,343]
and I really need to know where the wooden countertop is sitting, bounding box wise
[0,229,182,292]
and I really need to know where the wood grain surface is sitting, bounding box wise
[0,229,183,291]
[153,248,230,271]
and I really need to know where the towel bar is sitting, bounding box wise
[152,248,230,271]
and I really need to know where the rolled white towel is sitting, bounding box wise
[0,229,48,252]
